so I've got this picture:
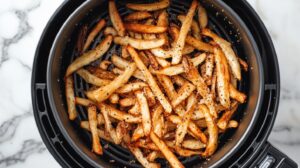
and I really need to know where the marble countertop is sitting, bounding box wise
[0,0,299,167]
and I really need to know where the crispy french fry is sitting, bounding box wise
[114,36,165,50]
[119,97,136,107]
[98,103,142,123]
[134,139,159,151]
[86,63,136,102]
[147,50,160,70]
[144,87,156,106]
[177,15,201,40]
[228,120,239,128]
[182,57,217,118]
[109,0,125,36]
[101,103,120,144]
[139,51,151,67]
[147,151,163,162]
[174,147,202,157]
[182,139,206,150]
[135,90,151,136]
[75,97,94,106]
[99,60,111,70]
[215,47,231,108]
[86,66,116,80]
[145,50,170,68]
[103,26,118,36]
[125,11,152,21]
[83,19,106,52]
[116,82,147,94]
[217,102,238,130]
[128,146,160,168]
[171,0,198,64]
[76,69,111,87]
[121,45,130,58]
[116,121,128,145]
[185,35,214,52]
[65,76,77,120]
[97,113,105,125]
[198,3,208,29]
[76,25,88,56]
[157,10,169,47]
[125,23,167,34]
[171,82,195,107]
[202,28,241,80]
[80,121,113,142]
[129,102,140,116]
[132,124,145,142]
[172,75,187,87]
[199,105,218,157]
[109,93,119,104]
[128,46,172,113]
[191,108,205,120]
[152,105,164,138]
[66,35,112,76]
[229,84,247,103]
[169,26,195,53]
[150,131,184,168]
[154,53,206,76]
[113,66,146,81]
[211,69,217,99]
[205,54,214,79]
[238,58,248,72]
[126,0,170,11]
[88,106,103,154]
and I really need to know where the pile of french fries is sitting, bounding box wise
[64,0,248,167]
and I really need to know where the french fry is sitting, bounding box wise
[198,3,208,29]
[228,120,239,128]
[83,19,106,52]
[97,113,105,125]
[76,69,111,87]
[229,84,247,103]
[171,82,196,107]
[98,103,142,123]
[127,146,160,168]
[238,58,248,72]
[116,121,128,145]
[202,28,241,80]
[147,50,160,70]
[132,124,145,142]
[76,25,88,56]
[124,11,152,21]
[80,121,113,142]
[124,23,167,34]
[135,33,143,39]
[135,90,151,136]
[99,60,111,70]
[157,10,169,47]
[65,76,77,120]
[174,147,202,157]
[172,75,187,87]
[182,57,217,118]
[103,26,118,36]
[185,35,214,52]
[109,0,125,36]
[113,67,146,81]
[119,97,136,107]
[129,102,140,116]
[217,102,238,130]
[75,97,94,107]
[86,66,116,80]
[150,131,184,168]
[215,47,231,108]
[154,53,206,76]
[139,51,151,67]
[199,105,218,157]
[182,139,206,150]
[169,26,195,54]
[152,105,164,138]
[109,93,119,104]
[121,45,130,58]
[126,0,170,11]
[191,108,205,120]
[211,69,217,99]
[66,35,112,76]
[101,103,120,144]
[144,87,156,106]
[145,50,170,68]
[128,46,172,113]
[116,82,148,94]
[205,54,214,79]
[177,15,201,40]
[114,36,165,50]
[88,106,103,155]
[134,139,159,151]
[86,63,136,102]
[171,0,198,64]
[147,151,163,162]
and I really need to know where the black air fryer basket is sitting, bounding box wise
[31,0,298,167]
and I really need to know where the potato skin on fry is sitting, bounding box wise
[65,76,77,120]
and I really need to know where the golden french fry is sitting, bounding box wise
[76,69,111,87]
[124,23,167,34]
[228,120,239,128]
[157,10,169,47]
[182,57,217,118]
[121,45,130,58]
[174,147,202,157]
[86,66,116,80]
[135,90,151,136]
[65,76,77,120]
[199,105,218,157]
[109,0,125,36]
[147,50,160,70]
[171,0,198,64]
[147,151,163,162]
[202,28,241,80]
[99,60,111,70]
[198,3,208,29]
[229,84,247,103]
[215,47,231,108]
[109,93,119,104]
[83,19,106,52]
[113,67,146,82]
[152,105,164,138]
[169,26,195,53]
[145,50,170,68]
[126,0,170,11]
[177,15,201,40]
[128,102,140,116]
[66,35,113,76]
[98,103,142,123]
[86,63,136,102]
[80,121,113,142]
[135,33,143,39]
[191,108,205,120]
[205,54,214,79]
[116,121,128,145]
[211,69,217,99]
[88,106,103,155]
[144,87,156,106]
[171,75,187,87]
[127,146,160,168]
[75,97,94,107]
[217,102,238,130]
[97,113,105,125]
[150,131,184,168]
[119,97,136,107]
[132,124,145,142]
[182,139,206,150]
[128,46,172,113]
[114,36,165,50]
[185,35,214,52]
[239,58,248,72]
[103,26,118,36]
[124,11,152,21]
[171,82,195,107]
[134,139,159,151]
[116,82,147,94]
[101,103,120,144]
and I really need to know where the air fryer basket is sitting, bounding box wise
[32,0,297,167]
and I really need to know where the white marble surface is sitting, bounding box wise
[0,0,299,167]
